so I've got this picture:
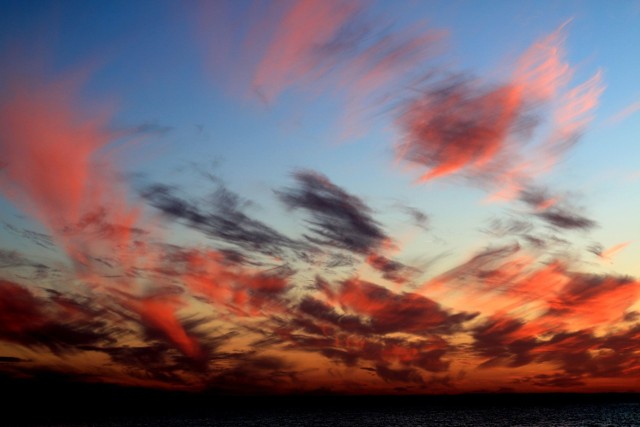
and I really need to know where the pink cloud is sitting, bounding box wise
[396,25,604,198]
[0,65,204,359]
[607,99,640,124]
[252,0,361,102]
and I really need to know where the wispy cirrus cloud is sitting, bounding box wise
[395,26,604,200]
[473,320,640,386]
[276,170,387,255]
[0,7,637,396]
[143,182,310,261]
[276,170,419,283]
[0,280,119,353]
[589,241,631,262]
[196,0,442,139]
[0,63,208,364]
[250,0,363,103]
[606,99,640,124]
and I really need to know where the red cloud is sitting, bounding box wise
[123,292,202,360]
[397,79,524,182]
[323,277,475,336]
[396,26,604,198]
[0,280,117,353]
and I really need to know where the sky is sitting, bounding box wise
[0,0,639,395]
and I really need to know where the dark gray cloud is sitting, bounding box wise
[536,208,597,230]
[143,183,311,260]
[517,373,585,388]
[297,296,372,336]
[2,222,54,249]
[130,121,172,137]
[471,316,536,368]
[0,356,28,363]
[471,315,640,381]
[366,254,418,284]
[0,280,120,354]
[519,187,597,231]
[205,354,299,393]
[482,216,533,238]
[375,363,424,384]
[0,249,31,269]
[276,170,388,254]
[402,205,430,230]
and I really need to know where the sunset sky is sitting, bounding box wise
[1,0,639,395]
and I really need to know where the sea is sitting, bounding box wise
[11,402,640,427]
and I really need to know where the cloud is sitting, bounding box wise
[129,122,173,137]
[471,315,537,368]
[251,0,362,102]
[0,280,119,353]
[120,290,202,360]
[196,0,442,140]
[375,364,424,384]
[0,249,37,269]
[365,254,418,284]
[536,208,597,231]
[322,278,476,336]
[205,354,299,393]
[272,274,465,384]
[423,243,522,289]
[395,26,604,198]
[0,62,154,287]
[281,313,451,380]
[297,296,371,336]
[0,63,210,363]
[84,329,237,383]
[607,99,640,124]
[152,244,294,318]
[0,356,28,363]
[400,205,430,231]
[2,222,54,249]
[0,30,632,394]
[482,216,534,239]
[589,241,631,262]
[397,76,527,182]
[276,170,388,254]
[470,307,640,382]
[276,171,421,283]
[144,183,310,261]
[546,273,639,326]
[426,238,636,328]
[519,186,559,211]
[519,373,585,388]
[0,68,147,271]
[0,71,115,236]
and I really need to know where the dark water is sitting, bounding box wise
[14,403,640,427]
